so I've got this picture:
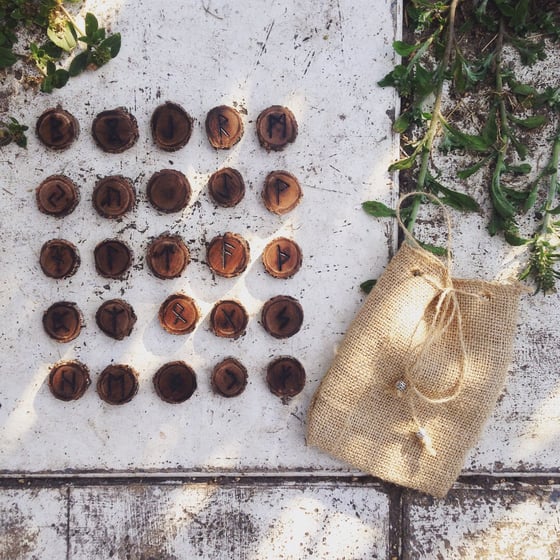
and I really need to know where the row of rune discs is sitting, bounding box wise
[47,355,306,405]
[37,103,306,404]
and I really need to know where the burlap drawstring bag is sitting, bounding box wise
[306,192,526,497]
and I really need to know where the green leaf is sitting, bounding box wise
[522,180,539,212]
[52,68,69,89]
[393,40,417,57]
[40,75,54,93]
[360,279,377,294]
[509,133,528,159]
[393,112,411,133]
[68,51,88,76]
[47,21,77,52]
[414,63,435,100]
[548,204,560,215]
[418,241,447,256]
[426,174,480,212]
[388,153,417,171]
[508,113,547,129]
[101,33,121,58]
[362,201,396,218]
[506,163,532,174]
[46,60,56,75]
[442,120,492,152]
[504,229,530,246]
[0,46,17,67]
[457,155,493,179]
[85,13,99,37]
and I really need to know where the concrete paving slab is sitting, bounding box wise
[403,482,560,560]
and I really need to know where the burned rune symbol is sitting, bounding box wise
[50,246,66,274]
[222,239,236,269]
[47,184,65,208]
[172,302,188,325]
[276,245,290,271]
[163,113,175,140]
[107,373,127,401]
[221,308,237,330]
[50,117,64,143]
[218,113,230,137]
[267,113,286,139]
[103,306,124,335]
[105,118,122,145]
[59,367,77,393]
[276,305,291,331]
[52,310,69,333]
[156,244,177,272]
[278,365,293,387]
[169,372,184,392]
[104,244,119,272]
[224,369,237,390]
[275,179,290,204]
[101,186,122,208]
[219,173,232,199]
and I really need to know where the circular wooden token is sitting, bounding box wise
[97,364,139,405]
[96,299,137,340]
[48,360,90,401]
[153,361,197,403]
[147,169,191,213]
[39,239,80,279]
[94,239,133,279]
[91,107,138,153]
[210,300,248,339]
[36,175,79,217]
[159,294,199,335]
[211,358,248,398]
[266,356,306,397]
[261,295,303,339]
[151,101,193,151]
[43,301,83,343]
[36,108,79,150]
[256,105,297,151]
[206,232,250,278]
[146,234,190,279]
[92,175,135,218]
[208,168,245,207]
[205,105,244,149]
[262,237,302,278]
[262,171,302,214]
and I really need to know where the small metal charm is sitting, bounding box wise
[395,379,407,393]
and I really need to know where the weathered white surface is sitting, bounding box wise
[0,487,68,560]
[0,0,399,473]
[403,483,560,560]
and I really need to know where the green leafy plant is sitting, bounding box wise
[364,0,560,293]
[0,1,121,146]
[0,116,28,147]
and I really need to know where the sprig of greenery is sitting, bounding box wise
[0,116,28,147]
[364,0,560,293]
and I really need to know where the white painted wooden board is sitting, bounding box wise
[403,482,560,560]
[0,0,399,473]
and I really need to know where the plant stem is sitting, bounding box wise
[543,124,560,233]
[407,0,460,233]
[59,4,85,37]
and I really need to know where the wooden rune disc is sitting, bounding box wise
[42,301,83,343]
[39,239,80,279]
[97,364,139,405]
[262,237,302,279]
[95,299,137,340]
[211,358,248,398]
[256,105,298,151]
[48,360,91,401]
[146,169,191,213]
[266,356,306,397]
[94,239,133,279]
[208,167,245,207]
[261,295,304,339]
[91,107,139,153]
[36,108,79,150]
[92,175,135,218]
[210,300,249,339]
[205,105,244,149]
[146,234,190,279]
[153,361,197,403]
[206,232,250,278]
[262,171,302,214]
[158,294,199,335]
[36,175,79,217]
[151,101,193,151]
